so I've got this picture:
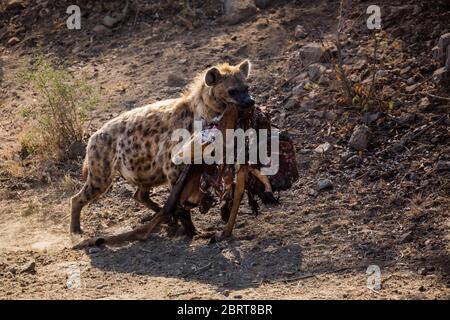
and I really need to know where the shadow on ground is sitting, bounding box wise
[87,236,303,291]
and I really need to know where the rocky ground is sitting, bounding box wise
[0,0,449,299]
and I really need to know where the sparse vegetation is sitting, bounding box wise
[18,55,100,158]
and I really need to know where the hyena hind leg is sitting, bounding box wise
[70,176,113,234]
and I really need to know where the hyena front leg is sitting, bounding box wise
[133,188,162,213]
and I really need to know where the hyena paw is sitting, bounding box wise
[70,225,83,234]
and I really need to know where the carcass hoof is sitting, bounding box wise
[209,232,230,244]
[72,237,105,250]
[261,192,279,204]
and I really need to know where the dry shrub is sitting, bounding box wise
[18,55,100,159]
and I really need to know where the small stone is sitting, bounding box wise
[254,0,271,9]
[375,69,388,78]
[294,25,308,39]
[284,98,298,109]
[345,155,362,166]
[92,24,109,35]
[299,101,314,113]
[432,67,450,85]
[7,266,17,275]
[418,97,430,110]
[299,43,325,64]
[418,285,426,292]
[167,73,186,87]
[292,83,307,96]
[435,160,450,172]
[418,267,427,276]
[307,188,318,197]
[436,33,450,66]
[405,84,417,92]
[348,125,369,151]
[233,294,243,299]
[400,66,411,75]
[317,179,333,191]
[307,63,326,82]
[20,260,36,274]
[7,37,20,46]
[399,231,413,243]
[314,142,333,154]
[88,247,101,254]
[309,225,322,235]
[179,58,187,64]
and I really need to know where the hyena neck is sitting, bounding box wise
[188,83,225,122]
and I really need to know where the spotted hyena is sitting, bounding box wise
[70,60,254,234]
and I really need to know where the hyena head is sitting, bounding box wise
[204,60,254,111]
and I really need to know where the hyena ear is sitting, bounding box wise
[238,60,251,78]
[205,67,223,86]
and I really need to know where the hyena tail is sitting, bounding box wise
[81,156,89,181]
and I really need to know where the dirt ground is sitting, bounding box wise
[0,0,449,299]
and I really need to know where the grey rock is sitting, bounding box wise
[307,188,318,197]
[20,260,36,274]
[399,231,413,243]
[348,125,369,151]
[93,24,110,35]
[307,63,326,82]
[292,83,307,96]
[435,160,450,172]
[418,97,430,110]
[314,142,333,154]
[345,155,362,166]
[294,25,308,39]
[436,33,450,66]
[299,100,314,113]
[309,225,322,235]
[88,247,101,254]
[254,0,271,9]
[432,67,450,84]
[223,0,257,25]
[284,98,298,109]
[167,73,186,87]
[299,43,325,64]
[317,179,333,191]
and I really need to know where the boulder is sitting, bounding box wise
[299,43,325,64]
[254,0,271,9]
[223,0,257,25]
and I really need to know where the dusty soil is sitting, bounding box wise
[0,0,449,299]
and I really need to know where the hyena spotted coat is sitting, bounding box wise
[70,60,254,234]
